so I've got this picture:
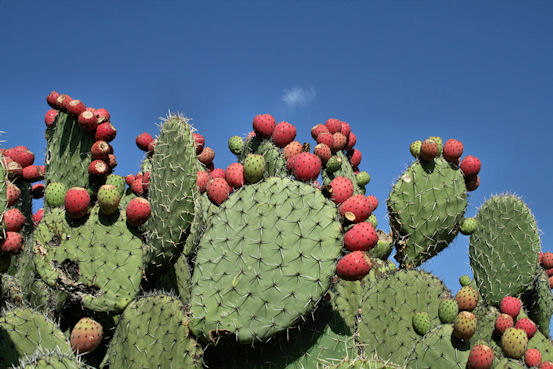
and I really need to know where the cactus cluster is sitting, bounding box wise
[0,90,551,369]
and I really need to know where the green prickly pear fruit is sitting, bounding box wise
[326,155,342,172]
[367,214,377,228]
[453,311,477,341]
[459,275,472,286]
[356,171,371,187]
[228,136,244,155]
[460,217,478,235]
[409,140,422,158]
[44,182,67,207]
[455,286,479,312]
[105,174,126,196]
[97,184,121,215]
[428,136,443,155]
[438,299,459,323]
[501,327,528,359]
[412,312,431,336]
[243,154,265,183]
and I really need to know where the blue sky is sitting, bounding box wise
[1,1,552,319]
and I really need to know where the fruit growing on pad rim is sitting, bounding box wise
[126,198,151,227]
[336,251,372,281]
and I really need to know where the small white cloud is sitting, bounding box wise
[281,86,316,109]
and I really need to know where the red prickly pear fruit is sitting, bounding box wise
[131,175,144,196]
[210,168,226,179]
[316,132,334,148]
[5,147,34,168]
[313,144,332,164]
[3,208,26,232]
[22,165,44,182]
[292,152,321,182]
[286,155,299,172]
[252,114,276,139]
[348,149,362,167]
[325,118,342,134]
[343,222,378,252]
[541,252,553,269]
[332,132,347,151]
[32,183,45,199]
[107,154,117,170]
[55,94,71,111]
[141,171,150,192]
[443,139,464,163]
[0,232,23,253]
[91,141,112,160]
[282,141,303,161]
[206,178,230,205]
[6,183,21,206]
[70,317,103,354]
[126,198,151,227]
[95,122,117,142]
[225,163,245,189]
[525,348,542,368]
[546,268,553,277]
[465,175,480,191]
[272,121,297,148]
[32,208,44,226]
[64,187,90,219]
[455,286,479,312]
[198,147,215,166]
[311,124,329,140]
[329,177,354,204]
[540,361,553,369]
[495,313,514,335]
[78,110,97,132]
[193,133,205,155]
[340,195,372,223]
[340,121,351,138]
[515,317,537,339]
[336,251,372,281]
[500,296,522,318]
[125,174,135,187]
[94,108,110,124]
[67,99,86,116]
[45,109,59,127]
[467,344,494,369]
[46,90,60,108]
[88,160,109,176]
[366,195,378,213]
[196,171,210,193]
[345,132,357,150]
[420,139,439,161]
[136,132,154,151]
[461,155,481,177]
[453,311,477,341]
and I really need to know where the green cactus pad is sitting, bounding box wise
[523,270,553,336]
[404,324,470,369]
[182,193,217,257]
[33,207,143,312]
[468,305,503,359]
[149,252,192,304]
[12,347,86,369]
[204,302,355,369]
[528,329,553,363]
[494,358,525,369]
[321,356,403,369]
[256,140,287,177]
[331,258,396,331]
[44,111,94,190]
[1,273,24,306]
[101,293,203,369]
[189,177,343,343]
[0,307,71,368]
[357,270,452,364]
[322,151,363,195]
[369,230,394,260]
[469,194,540,306]
[388,157,467,268]
[144,114,198,273]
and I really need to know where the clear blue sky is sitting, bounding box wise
[1,1,552,322]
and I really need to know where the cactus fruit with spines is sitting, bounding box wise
[2,91,553,369]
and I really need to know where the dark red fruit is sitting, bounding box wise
[136,132,154,152]
[78,110,97,132]
[95,108,110,123]
[443,139,464,162]
[88,160,109,176]
[460,155,481,176]
[22,165,44,182]
[420,139,439,161]
[67,99,86,116]
[46,90,60,108]
[95,123,117,142]
[193,133,205,155]
[32,183,45,199]
[45,109,59,127]
[91,141,112,160]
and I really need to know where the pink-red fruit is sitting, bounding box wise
[70,317,103,354]
[460,155,481,176]
[136,132,154,151]
[292,153,321,182]
[467,344,494,369]
[206,178,230,205]
[525,349,542,368]
[336,251,372,281]
[443,139,464,162]
[252,114,276,138]
[420,139,439,161]
[126,198,151,227]
[500,296,522,318]
[272,121,296,148]
[0,232,23,253]
[343,222,378,252]
[495,313,514,335]
[329,177,354,204]
[340,195,372,223]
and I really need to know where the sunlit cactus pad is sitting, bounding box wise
[469,194,540,306]
[388,157,467,268]
[189,177,343,343]
[32,207,143,312]
[12,347,86,369]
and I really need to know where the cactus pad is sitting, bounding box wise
[469,194,540,306]
[12,347,86,369]
[523,270,553,336]
[189,177,343,343]
[388,157,467,268]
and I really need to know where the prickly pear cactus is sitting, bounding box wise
[469,194,540,306]
[322,151,363,195]
[523,270,553,336]
[189,177,343,343]
[12,347,86,369]
[388,157,467,268]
